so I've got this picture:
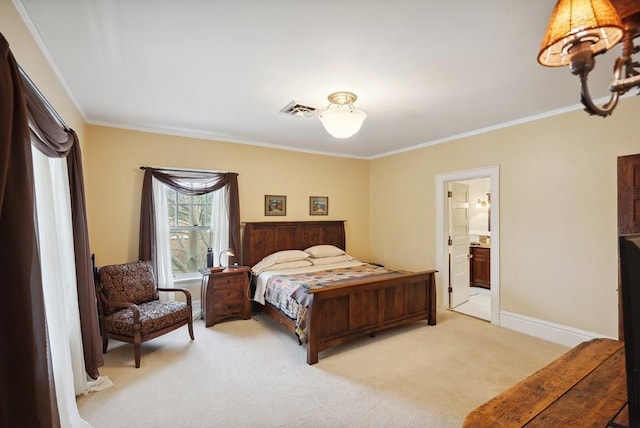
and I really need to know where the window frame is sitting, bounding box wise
[166,188,214,278]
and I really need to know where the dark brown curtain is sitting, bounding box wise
[21,66,103,379]
[0,33,60,427]
[139,168,240,272]
[67,143,104,378]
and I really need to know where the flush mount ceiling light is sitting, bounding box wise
[318,92,367,139]
[538,0,640,117]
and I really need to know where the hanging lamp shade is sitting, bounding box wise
[538,0,624,67]
[318,92,367,139]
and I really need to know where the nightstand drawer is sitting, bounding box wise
[212,286,244,301]
[212,276,244,289]
[213,302,244,317]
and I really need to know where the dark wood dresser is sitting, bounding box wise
[202,266,251,327]
[470,245,490,289]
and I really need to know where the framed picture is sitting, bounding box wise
[265,195,286,216]
[309,196,328,216]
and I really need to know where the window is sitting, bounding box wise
[167,188,214,277]
[142,169,236,289]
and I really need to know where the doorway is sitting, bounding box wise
[450,178,491,320]
[435,166,500,325]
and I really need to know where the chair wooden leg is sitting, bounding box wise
[134,344,141,368]
[133,326,141,368]
[188,317,194,340]
[102,333,109,353]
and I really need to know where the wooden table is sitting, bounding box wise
[463,338,628,427]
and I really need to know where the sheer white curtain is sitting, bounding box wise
[152,178,173,301]
[212,186,230,266]
[32,149,91,428]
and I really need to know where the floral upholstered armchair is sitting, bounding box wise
[95,260,194,368]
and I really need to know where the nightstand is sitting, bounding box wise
[202,266,251,327]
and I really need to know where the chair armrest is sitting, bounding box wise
[98,295,141,321]
[158,287,192,306]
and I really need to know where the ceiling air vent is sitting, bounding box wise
[280,100,317,117]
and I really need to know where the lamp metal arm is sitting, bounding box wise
[611,72,640,92]
[569,32,640,117]
[578,58,623,117]
[610,34,640,93]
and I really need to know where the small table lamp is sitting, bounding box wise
[219,248,235,269]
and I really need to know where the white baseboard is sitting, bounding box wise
[499,310,616,348]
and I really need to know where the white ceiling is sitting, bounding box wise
[15,0,623,159]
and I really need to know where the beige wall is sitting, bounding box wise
[85,125,370,266]
[370,96,640,339]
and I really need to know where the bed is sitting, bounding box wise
[242,220,437,364]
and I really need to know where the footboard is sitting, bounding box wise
[305,270,436,364]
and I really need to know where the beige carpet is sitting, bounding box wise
[77,310,568,428]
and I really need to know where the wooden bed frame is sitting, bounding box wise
[242,221,437,364]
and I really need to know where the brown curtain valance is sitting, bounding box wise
[22,69,77,158]
[139,167,240,273]
[150,169,229,195]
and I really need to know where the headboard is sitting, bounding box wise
[241,221,346,267]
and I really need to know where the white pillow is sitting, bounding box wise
[254,260,313,274]
[251,249,310,273]
[304,245,345,258]
[308,254,354,266]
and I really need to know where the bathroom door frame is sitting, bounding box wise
[435,165,500,325]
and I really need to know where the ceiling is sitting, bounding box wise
[15,0,623,159]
